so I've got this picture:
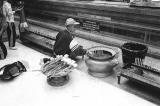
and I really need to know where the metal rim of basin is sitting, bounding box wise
[86,46,117,61]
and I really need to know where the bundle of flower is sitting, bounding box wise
[41,55,77,77]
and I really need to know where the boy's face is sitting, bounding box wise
[67,25,76,33]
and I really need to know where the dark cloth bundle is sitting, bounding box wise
[0,61,27,81]
[0,42,7,59]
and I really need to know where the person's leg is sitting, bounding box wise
[0,28,6,42]
[0,28,3,42]
[7,23,17,50]
[0,21,8,42]
[7,22,11,47]
[11,23,17,47]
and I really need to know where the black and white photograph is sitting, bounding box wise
[0,0,160,106]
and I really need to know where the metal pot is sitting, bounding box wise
[85,46,119,78]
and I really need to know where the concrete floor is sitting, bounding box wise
[75,37,160,105]
[0,42,156,106]
[19,36,160,105]
[0,37,160,105]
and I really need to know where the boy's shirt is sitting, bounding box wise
[3,1,15,23]
[54,30,73,55]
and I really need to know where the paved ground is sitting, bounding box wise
[6,21,160,104]
[76,37,160,105]
[0,42,156,106]
[20,36,160,105]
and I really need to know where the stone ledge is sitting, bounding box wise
[15,17,160,59]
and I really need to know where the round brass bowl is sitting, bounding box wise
[87,46,116,61]
[85,46,118,78]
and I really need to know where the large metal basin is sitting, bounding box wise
[85,46,118,78]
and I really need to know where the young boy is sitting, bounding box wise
[2,0,17,50]
[54,18,86,59]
